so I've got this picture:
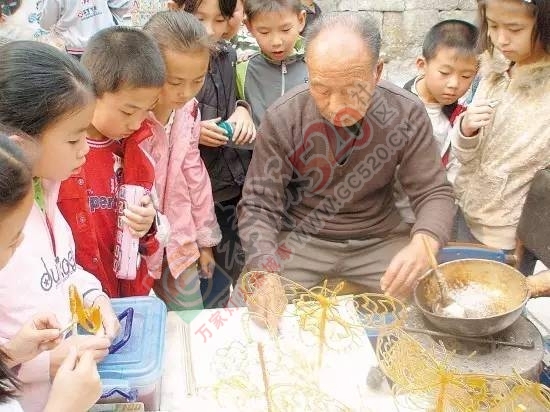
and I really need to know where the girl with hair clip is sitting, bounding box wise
[0,41,119,412]
[451,0,550,274]
[169,0,256,308]
[0,131,102,412]
[142,10,222,311]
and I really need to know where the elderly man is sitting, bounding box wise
[235,12,455,316]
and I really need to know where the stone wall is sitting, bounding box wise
[315,0,479,85]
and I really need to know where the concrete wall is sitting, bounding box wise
[315,0,479,85]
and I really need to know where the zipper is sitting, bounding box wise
[281,62,287,97]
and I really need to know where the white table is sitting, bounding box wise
[160,308,400,412]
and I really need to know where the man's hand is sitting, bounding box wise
[3,313,62,367]
[380,233,440,299]
[227,106,256,145]
[244,271,287,332]
[122,195,156,238]
[460,99,497,137]
[199,118,229,147]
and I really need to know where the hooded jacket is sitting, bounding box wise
[236,37,308,126]
[451,51,550,250]
[58,123,159,298]
[142,99,222,279]
[38,0,130,53]
[0,179,107,412]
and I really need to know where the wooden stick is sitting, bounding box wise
[183,322,196,397]
[257,343,273,412]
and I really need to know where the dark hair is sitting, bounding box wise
[422,19,479,61]
[81,26,166,96]
[244,0,302,23]
[478,0,550,54]
[0,129,32,213]
[0,41,95,137]
[0,349,20,404]
[143,11,215,56]
[305,12,382,61]
[172,0,237,18]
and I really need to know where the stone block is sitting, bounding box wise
[337,0,405,11]
[357,11,383,29]
[405,0,458,10]
[382,58,417,87]
[402,9,439,45]
[439,10,478,25]
[381,12,407,60]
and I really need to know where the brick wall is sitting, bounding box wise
[314,0,478,85]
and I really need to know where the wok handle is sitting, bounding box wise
[403,327,535,349]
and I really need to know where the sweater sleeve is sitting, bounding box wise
[398,102,456,246]
[39,0,61,30]
[71,267,108,308]
[184,109,222,248]
[450,76,489,165]
[237,110,293,270]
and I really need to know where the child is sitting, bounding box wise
[395,19,479,223]
[170,0,256,308]
[225,0,260,61]
[142,11,222,311]
[237,0,308,126]
[57,26,165,299]
[0,41,119,412]
[0,131,102,412]
[300,0,321,35]
[38,0,131,58]
[451,0,550,269]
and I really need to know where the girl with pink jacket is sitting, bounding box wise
[142,11,221,310]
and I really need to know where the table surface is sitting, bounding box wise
[159,308,401,412]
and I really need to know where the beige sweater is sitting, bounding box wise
[451,52,550,250]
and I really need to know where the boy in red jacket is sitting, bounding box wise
[58,26,165,297]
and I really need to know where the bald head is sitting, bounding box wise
[305,12,382,64]
[305,12,384,127]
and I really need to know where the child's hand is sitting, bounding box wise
[228,106,256,145]
[49,335,110,377]
[199,118,229,147]
[44,348,102,412]
[122,195,156,238]
[198,247,215,279]
[93,296,121,341]
[460,99,498,137]
[3,313,62,367]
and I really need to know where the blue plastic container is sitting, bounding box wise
[97,296,167,411]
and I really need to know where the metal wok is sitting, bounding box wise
[414,259,530,337]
